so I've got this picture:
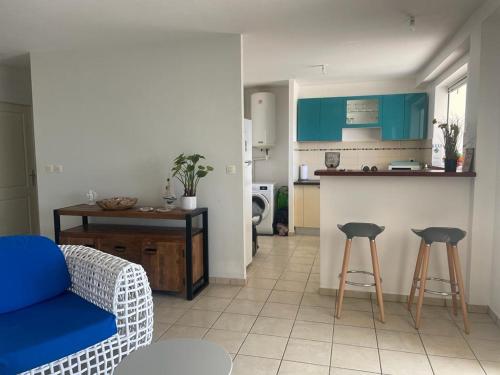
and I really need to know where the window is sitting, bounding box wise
[447,78,467,158]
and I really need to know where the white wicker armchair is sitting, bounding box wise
[21,245,154,375]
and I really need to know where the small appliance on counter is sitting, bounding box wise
[299,164,309,180]
[388,160,422,171]
[325,152,340,169]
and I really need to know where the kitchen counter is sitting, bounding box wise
[294,180,320,185]
[318,172,473,296]
[315,169,476,177]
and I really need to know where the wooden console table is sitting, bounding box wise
[53,204,209,300]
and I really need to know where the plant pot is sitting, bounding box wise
[444,158,458,172]
[181,196,197,210]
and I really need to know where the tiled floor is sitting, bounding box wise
[152,235,500,375]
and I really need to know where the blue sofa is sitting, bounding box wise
[0,236,153,375]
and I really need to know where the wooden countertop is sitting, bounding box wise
[294,180,320,185]
[314,169,476,177]
[55,204,207,219]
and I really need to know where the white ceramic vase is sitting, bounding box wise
[181,196,197,210]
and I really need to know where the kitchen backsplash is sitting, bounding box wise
[294,139,432,179]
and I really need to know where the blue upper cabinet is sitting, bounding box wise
[297,99,321,141]
[298,93,427,142]
[297,98,343,141]
[381,94,405,140]
[405,93,428,140]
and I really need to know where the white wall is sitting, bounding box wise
[30,34,246,279]
[0,65,32,105]
[244,85,289,187]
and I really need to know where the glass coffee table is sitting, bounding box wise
[114,339,232,375]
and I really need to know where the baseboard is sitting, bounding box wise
[319,287,490,312]
[209,277,247,286]
[488,307,500,326]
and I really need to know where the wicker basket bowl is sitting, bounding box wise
[96,197,138,210]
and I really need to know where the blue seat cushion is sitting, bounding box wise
[0,291,117,374]
[0,235,71,313]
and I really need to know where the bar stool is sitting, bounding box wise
[407,227,470,334]
[336,222,385,323]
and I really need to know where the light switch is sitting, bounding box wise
[45,164,54,173]
[54,165,63,173]
[226,165,236,175]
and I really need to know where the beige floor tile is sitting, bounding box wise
[275,280,307,292]
[153,322,171,341]
[463,322,500,341]
[421,334,475,359]
[375,313,415,332]
[160,324,208,339]
[301,293,335,308]
[251,316,294,337]
[410,304,453,320]
[203,328,247,354]
[469,338,500,362]
[291,320,333,342]
[249,268,283,280]
[336,310,374,328]
[239,333,288,359]
[261,302,299,319]
[374,301,410,316]
[305,280,320,293]
[232,354,281,375]
[213,312,257,332]
[278,361,329,375]
[289,256,315,265]
[341,297,373,312]
[269,290,304,305]
[204,284,242,298]
[330,344,380,373]
[175,309,221,328]
[236,287,272,301]
[155,295,196,309]
[379,350,433,375]
[330,368,377,375]
[284,338,332,366]
[286,263,313,273]
[417,318,461,337]
[452,312,493,324]
[333,325,377,348]
[153,305,187,323]
[429,356,485,375]
[376,330,425,354]
[191,296,232,312]
[280,271,310,282]
[246,278,277,290]
[482,361,500,375]
[226,299,265,315]
[297,305,334,324]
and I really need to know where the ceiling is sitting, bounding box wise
[0,0,485,85]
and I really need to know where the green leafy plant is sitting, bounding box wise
[171,153,214,197]
[434,119,460,160]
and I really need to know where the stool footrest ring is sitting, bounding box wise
[413,277,459,297]
[339,270,381,288]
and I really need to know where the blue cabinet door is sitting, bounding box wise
[320,98,344,141]
[381,94,405,140]
[405,93,428,139]
[297,99,321,141]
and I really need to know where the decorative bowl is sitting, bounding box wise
[96,197,138,210]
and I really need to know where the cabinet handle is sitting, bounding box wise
[114,245,126,252]
[144,248,157,254]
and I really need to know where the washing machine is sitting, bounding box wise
[252,183,275,235]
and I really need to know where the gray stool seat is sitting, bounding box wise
[338,222,385,240]
[411,227,466,245]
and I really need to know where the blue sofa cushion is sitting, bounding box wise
[0,235,71,314]
[0,291,117,374]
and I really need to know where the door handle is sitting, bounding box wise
[29,170,36,187]
[114,245,126,252]
[244,160,252,166]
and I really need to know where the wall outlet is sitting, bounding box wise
[226,165,237,175]
[54,165,63,173]
[45,164,54,173]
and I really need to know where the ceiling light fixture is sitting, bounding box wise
[310,64,328,75]
[408,15,416,32]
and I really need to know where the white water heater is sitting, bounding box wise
[251,92,276,148]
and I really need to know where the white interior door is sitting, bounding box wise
[0,103,38,235]
[243,119,253,268]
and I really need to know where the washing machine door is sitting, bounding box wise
[252,193,270,224]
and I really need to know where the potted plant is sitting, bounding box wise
[171,153,214,210]
[434,119,460,172]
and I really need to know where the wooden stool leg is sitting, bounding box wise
[415,244,430,330]
[369,239,385,323]
[408,240,425,310]
[451,245,470,334]
[336,239,352,319]
[446,244,458,316]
